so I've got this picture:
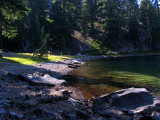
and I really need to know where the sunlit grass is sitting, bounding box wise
[0,53,78,65]
[47,55,74,61]
[3,57,37,64]
[2,52,160,65]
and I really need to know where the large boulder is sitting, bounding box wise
[18,74,67,86]
[93,88,160,117]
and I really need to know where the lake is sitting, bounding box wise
[68,55,160,99]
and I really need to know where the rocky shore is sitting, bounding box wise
[0,59,160,120]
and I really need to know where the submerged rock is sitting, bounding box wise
[93,88,160,117]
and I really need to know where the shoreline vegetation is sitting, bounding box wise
[1,51,160,64]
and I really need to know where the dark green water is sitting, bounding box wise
[69,55,160,99]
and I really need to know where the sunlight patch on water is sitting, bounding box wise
[69,56,160,99]
[109,71,160,87]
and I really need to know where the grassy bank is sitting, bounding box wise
[0,53,76,65]
[1,52,160,65]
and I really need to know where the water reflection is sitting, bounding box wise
[68,55,160,99]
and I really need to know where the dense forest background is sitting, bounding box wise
[1,0,160,55]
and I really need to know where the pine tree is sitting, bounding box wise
[124,0,139,48]
[139,0,158,50]
[102,0,125,49]
[49,0,82,54]
[17,0,49,52]
[0,0,29,38]
[82,0,98,36]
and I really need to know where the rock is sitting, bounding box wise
[18,74,68,86]
[31,74,68,86]
[121,108,129,113]
[2,71,8,76]
[9,111,24,119]
[3,103,11,108]
[68,64,80,69]
[32,108,59,119]
[151,111,160,120]
[72,59,82,64]
[139,116,155,120]
[38,94,67,104]
[25,94,30,100]
[1,77,5,80]
[35,86,41,91]
[62,90,71,97]
[7,89,11,92]
[0,100,6,104]
[8,72,17,77]
[77,110,91,119]
[17,74,31,82]
[97,110,113,118]
[38,96,53,104]
[0,107,6,115]
[93,88,160,116]
[19,100,38,108]
[110,117,117,120]
[49,89,70,98]
[45,110,57,119]
[32,108,44,116]
[121,108,133,115]
[77,53,83,56]
[53,96,68,101]
[62,111,77,119]
[68,98,79,106]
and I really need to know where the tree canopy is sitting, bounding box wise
[0,0,29,38]
[1,0,160,54]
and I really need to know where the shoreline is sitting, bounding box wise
[1,59,85,99]
[73,52,160,62]
[2,52,160,100]
[68,53,160,99]
[0,53,160,119]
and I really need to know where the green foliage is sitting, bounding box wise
[0,49,3,54]
[139,0,160,50]
[48,0,82,53]
[46,17,54,23]
[1,25,18,39]
[82,0,98,37]
[82,38,107,55]
[91,39,102,50]
[0,0,29,38]
[1,0,160,53]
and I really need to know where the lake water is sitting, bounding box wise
[69,55,160,99]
